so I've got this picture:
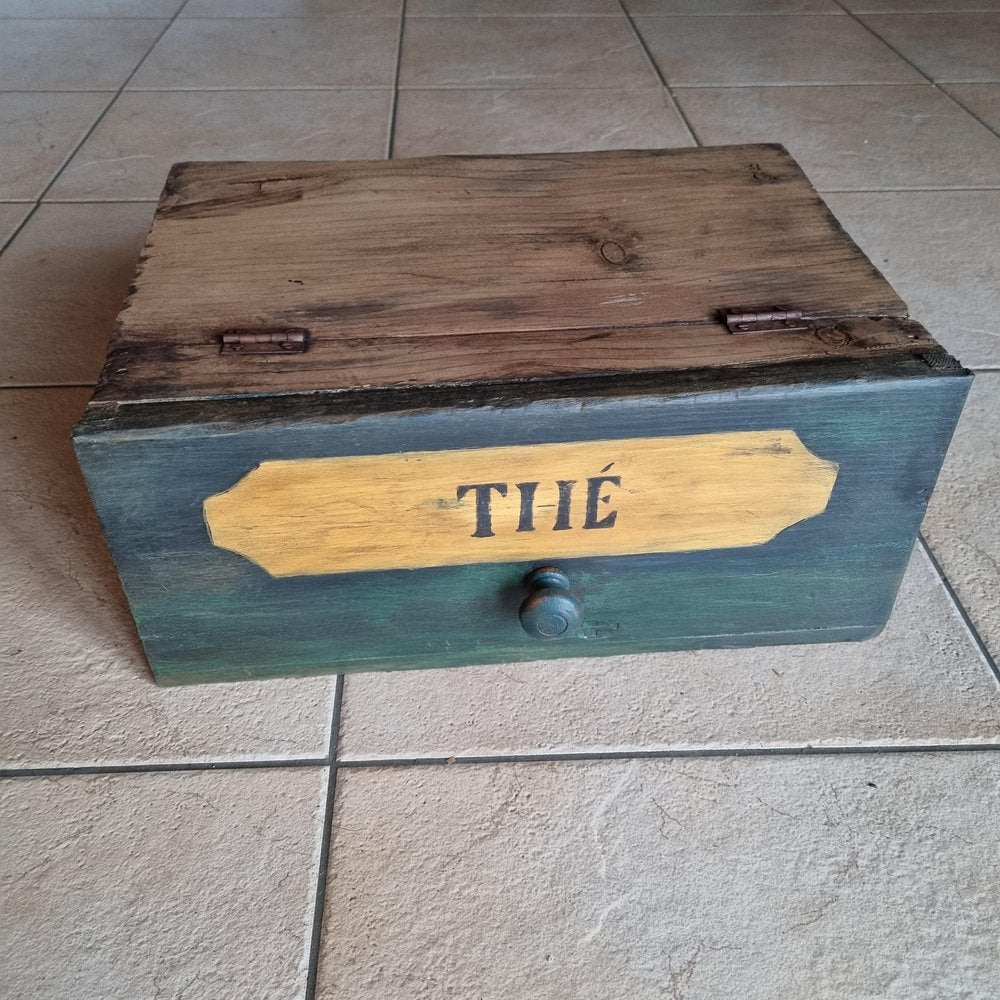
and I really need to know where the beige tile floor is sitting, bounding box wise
[1,2,999,998]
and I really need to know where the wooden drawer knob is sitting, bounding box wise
[519,567,584,640]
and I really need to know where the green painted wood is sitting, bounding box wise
[74,355,970,685]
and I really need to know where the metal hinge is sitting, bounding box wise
[722,308,811,336]
[219,327,310,354]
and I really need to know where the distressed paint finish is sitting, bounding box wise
[72,149,973,685]
[73,359,970,685]
[201,430,838,577]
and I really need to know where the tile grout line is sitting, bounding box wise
[815,187,1000,193]
[0,758,331,779]
[304,675,345,1000]
[10,82,1000,94]
[397,82,997,90]
[0,0,191,260]
[393,10,850,14]
[0,11,855,17]
[337,742,1000,767]
[0,9,872,17]
[385,0,407,160]
[919,534,1000,687]
[665,81,990,89]
[831,0,1000,143]
[336,742,1000,767]
[0,382,96,391]
[616,0,702,147]
[936,85,1000,144]
[8,739,1000,783]
[128,85,395,90]
[0,203,34,257]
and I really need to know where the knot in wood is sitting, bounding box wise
[599,240,628,265]
[815,326,852,348]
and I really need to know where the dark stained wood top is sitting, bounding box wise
[94,145,935,404]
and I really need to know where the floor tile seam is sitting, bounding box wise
[123,85,396,90]
[116,83,662,91]
[0,88,117,93]
[333,741,1000,768]
[937,84,1000,142]
[17,13,402,21]
[616,0,701,145]
[304,676,345,1000]
[0,756,334,779]
[10,736,1000,781]
[0,14,178,21]
[20,82,1000,91]
[206,11,626,17]
[918,534,1000,686]
[0,204,38,255]
[386,0,407,159]
[391,81,946,89]
[668,80,942,88]
[0,0,190,258]
[402,10,845,17]
[618,9,851,15]
[816,186,1000,192]
[833,0,1000,141]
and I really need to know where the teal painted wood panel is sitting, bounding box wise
[74,361,970,684]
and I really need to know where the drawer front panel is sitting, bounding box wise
[75,371,967,684]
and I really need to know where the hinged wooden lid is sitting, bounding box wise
[94,144,937,404]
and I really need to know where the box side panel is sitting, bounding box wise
[74,371,970,684]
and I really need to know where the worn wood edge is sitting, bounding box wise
[90,314,931,405]
[73,349,972,442]
[158,144,801,212]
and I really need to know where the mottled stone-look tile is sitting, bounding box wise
[846,0,1000,10]
[393,88,693,157]
[182,0,400,14]
[0,204,153,386]
[408,0,620,12]
[0,19,166,90]
[0,93,108,201]
[860,13,1000,82]
[944,82,1000,131]
[626,0,839,10]
[0,204,32,246]
[51,90,391,201]
[0,767,326,999]
[339,549,996,760]
[634,14,921,85]
[0,0,183,13]
[0,389,337,768]
[924,373,1000,661]
[675,85,1000,189]
[399,15,658,88]
[317,755,1000,999]
[824,192,1000,368]
[131,16,399,89]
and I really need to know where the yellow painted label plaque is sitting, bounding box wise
[202,431,838,577]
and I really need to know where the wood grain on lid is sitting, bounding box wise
[95,145,928,403]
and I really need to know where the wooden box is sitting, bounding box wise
[74,145,971,685]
